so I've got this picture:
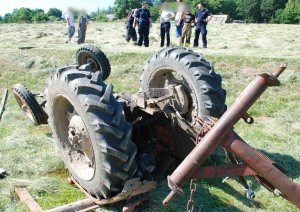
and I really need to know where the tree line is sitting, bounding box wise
[113,0,299,24]
[0,0,299,24]
[0,8,62,23]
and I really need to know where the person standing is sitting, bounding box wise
[175,0,185,46]
[135,1,152,47]
[125,9,138,45]
[182,7,195,47]
[65,8,75,44]
[160,3,175,47]
[77,10,88,44]
[193,3,213,48]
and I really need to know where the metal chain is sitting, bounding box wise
[187,179,197,212]
[186,118,218,212]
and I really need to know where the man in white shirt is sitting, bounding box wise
[160,3,175,47]
[65,8,75,44]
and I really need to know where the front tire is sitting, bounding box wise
[76,45,111,81]
[13,84,48,125]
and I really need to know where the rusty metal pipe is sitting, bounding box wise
[223,132,300,208]
[273,63,288,78]
[163,65,287,205]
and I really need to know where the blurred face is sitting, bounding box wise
[81,10,86,16]
[198,4,204,10]
[162,3,169,10]
[142,2,148,9]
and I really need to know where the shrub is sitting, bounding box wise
[96,12,108,22]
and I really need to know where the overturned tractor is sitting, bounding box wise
[13,45,300,210]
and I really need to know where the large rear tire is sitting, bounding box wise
[46,66,137,198]
[140,47,226,125]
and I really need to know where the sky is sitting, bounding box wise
[0,0,115,16]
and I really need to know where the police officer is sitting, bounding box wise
[193,3,213,48]
[135,1,152,47]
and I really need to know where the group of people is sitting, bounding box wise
[168,1,213,48]
[126,1,213,49]
[65,8,89,44]
[126,1,152,47]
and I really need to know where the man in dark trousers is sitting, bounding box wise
[77,10,88,44]
[134,1,152,47]
[125,9,138,45]
[193,3,213,48]
[160,2,175,47]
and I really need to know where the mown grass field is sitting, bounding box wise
[0,21,299,211]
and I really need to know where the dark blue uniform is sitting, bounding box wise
[136,8,151,47]
[194,9,212,48]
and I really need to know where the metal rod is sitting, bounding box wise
[45,199,95,212]
[223,132,300,208]
[226,151,250,190]
[0,89,8,121]
[163,191,176,205]
[163,66,287,205]
[273,64,288,78]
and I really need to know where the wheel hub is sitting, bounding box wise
[86,58,99,71]
[14,94,34,121]
[68,115,95,170]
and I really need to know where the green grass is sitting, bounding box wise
[0,21,299,211]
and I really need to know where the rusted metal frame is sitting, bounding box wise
[70,176,157,206]
[163,65,287,205]
[123,195,150,212]
[15,188,43,212]
[222,131,300,208]
[16,187,97,212]
[45,199,96,212]
[192,164,257,179]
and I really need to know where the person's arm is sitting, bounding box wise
[133,10,139,28]
[207,14,213,22]
[204,12,213,23]
[78,16,81,29]
[168,12,175,21]
[191,15,195,26]
[177,12,184,26]
[133,17,137,28]
[160,11,164,23]
[149,11,152,27]
[171,12,175,20]
[67,17,71,28]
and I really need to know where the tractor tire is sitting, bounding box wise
[46,66,137,198]
[76,45,111,81]
[140,47,226,123]
[12,84,48,125]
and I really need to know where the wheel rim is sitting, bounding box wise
[147,68,199,125]
[80,52,101,72]
[14,93,35,122]
[53,95,95,181]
